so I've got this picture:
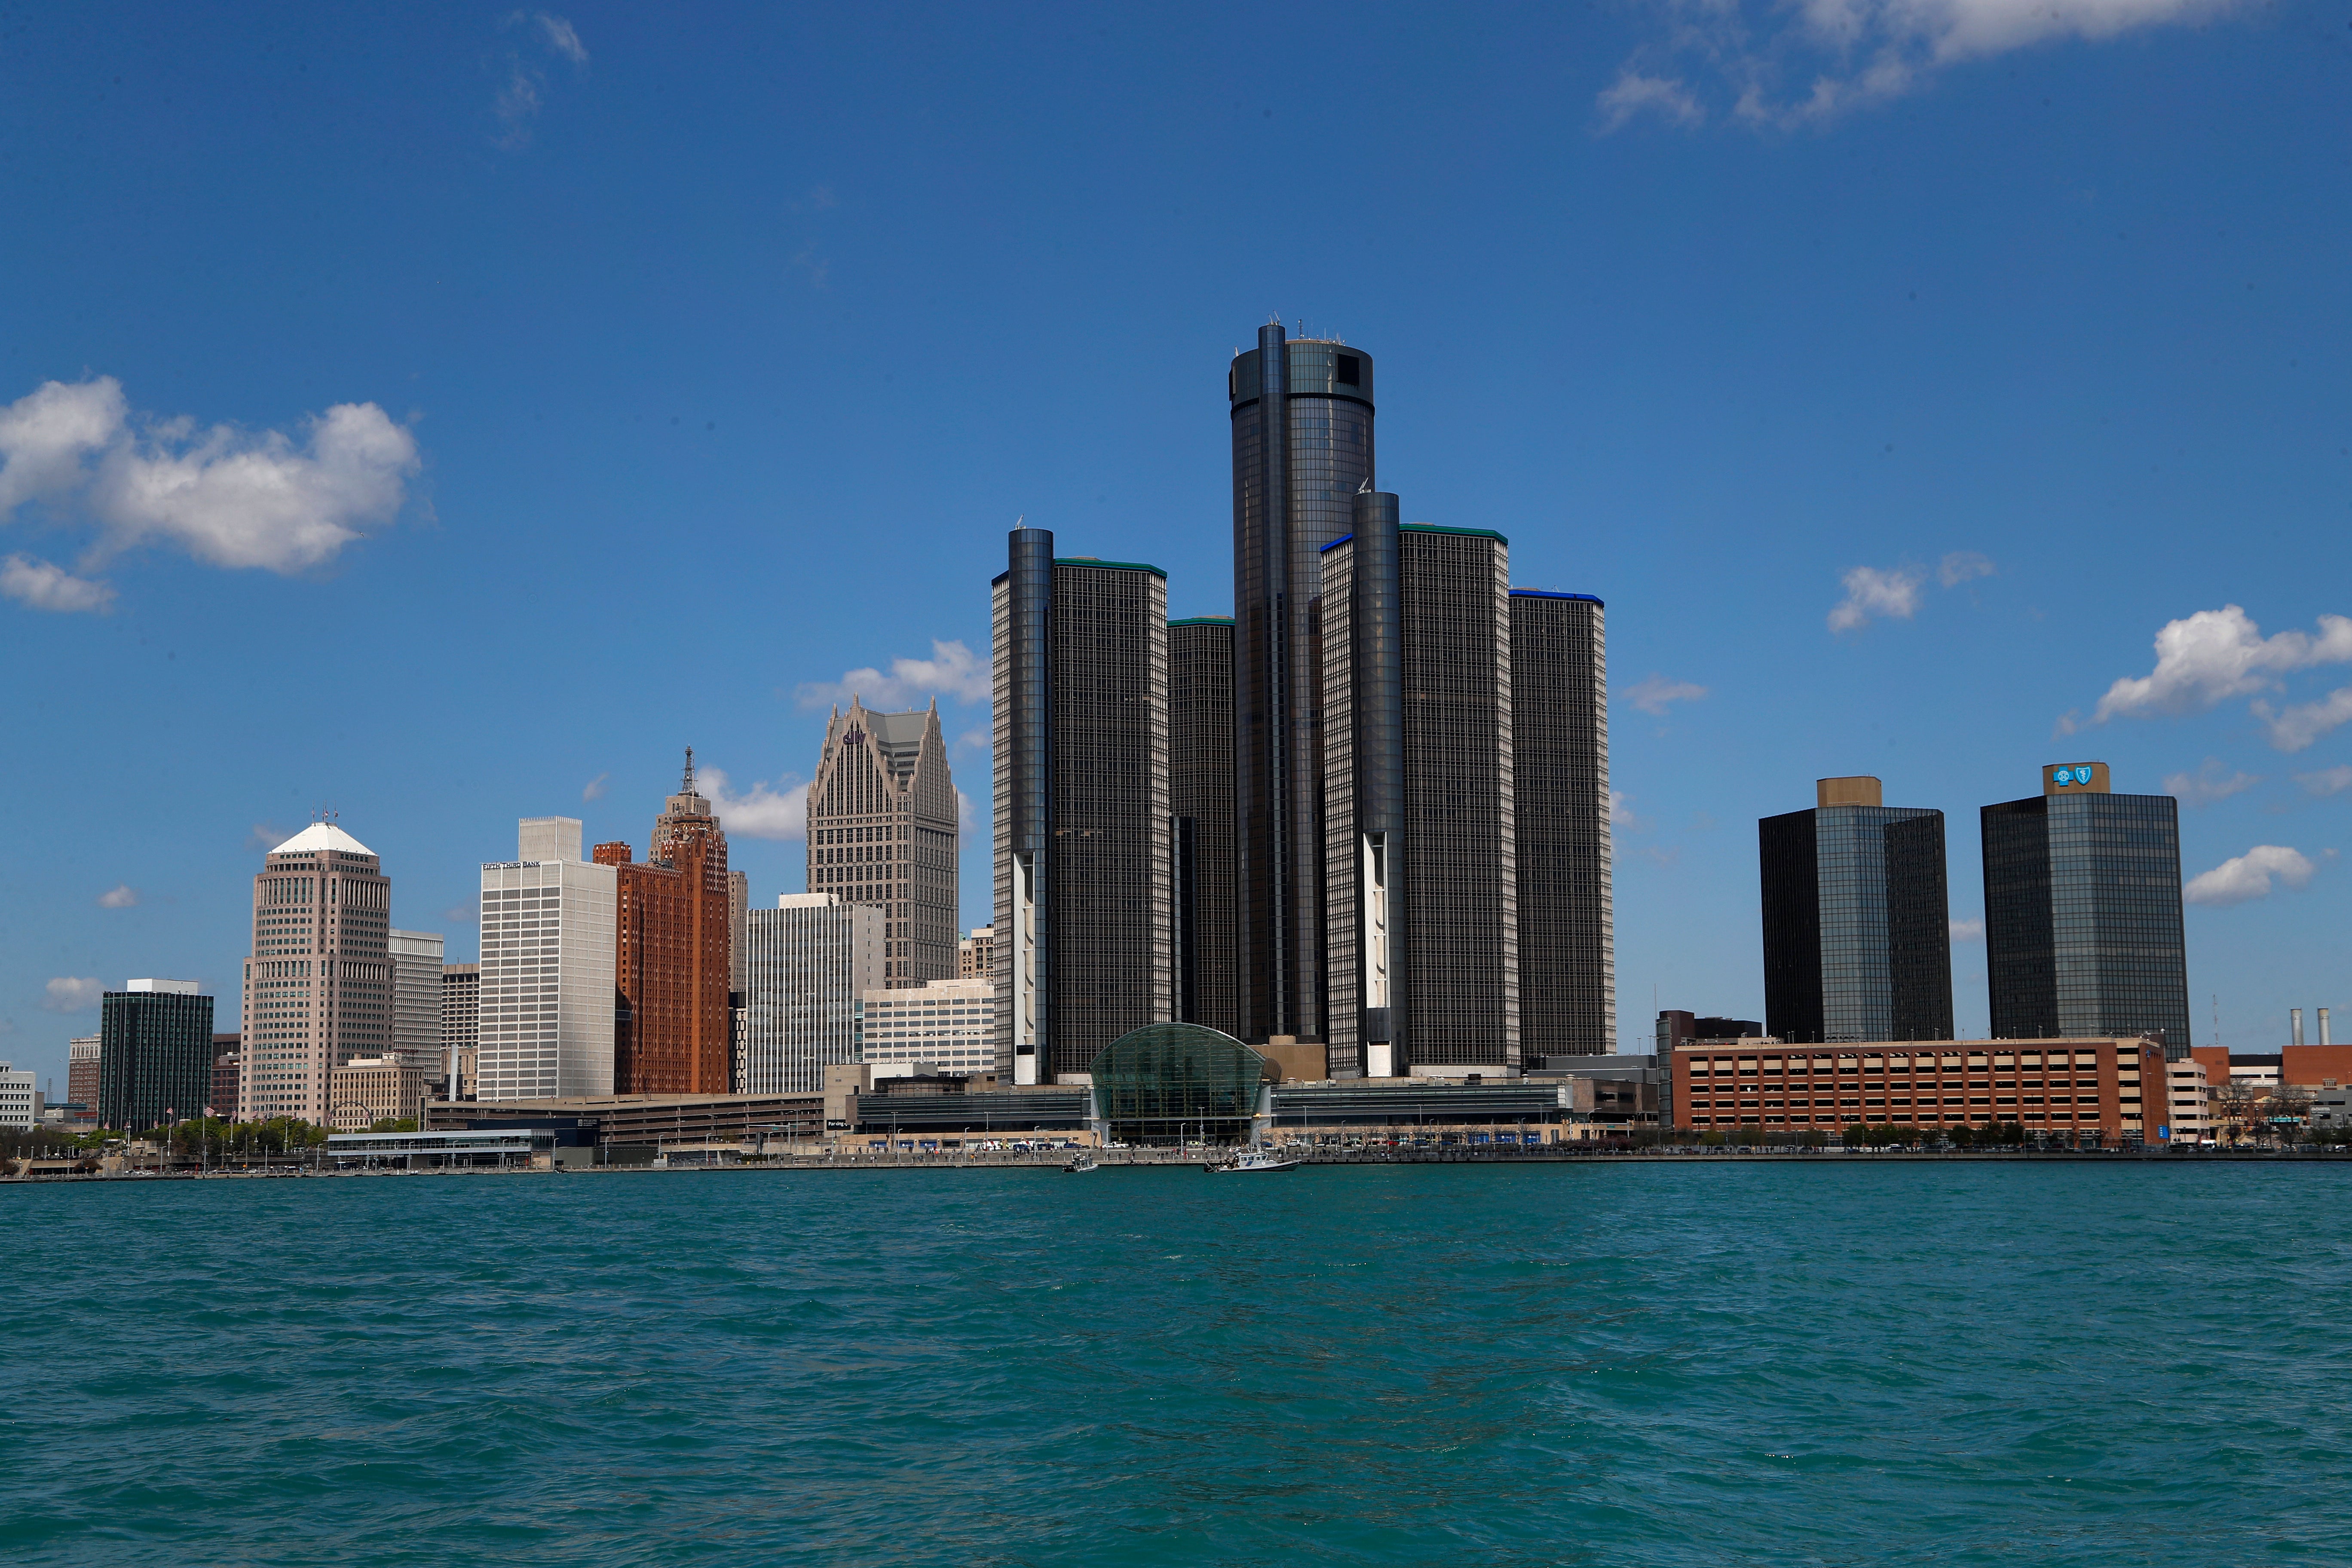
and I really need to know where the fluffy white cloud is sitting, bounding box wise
[2295,765,2352,797]
[0,377,419,590]
[795,639,990,710]
[2183,845,2317,907]
[1,554,114,613]
[1949,917,1984,942]
[1602,0,2230,130]
[2253,687,2352,755]
[42,977,102,1013]
[2091,606,2352,723]
[1938,551,1995,588]
[1623,674,1709,715]
[96,884,138,909]
[2162,758,2261,807]
[1609,790,1643,830]
[700,766,808,842]
[1828,565,1923,632]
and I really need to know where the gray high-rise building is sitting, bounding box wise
[1322,511,1520,1076]
[1510,590,1615,1057]
[1759,777,1954,1044]
[1169,616,1239,1038]
[1982,762,2190,1052]
[741,894,882,1093]
[804,701,958,987]
[99,980,214,1132]
[387,929,444,1074]
[991,526,1173,1083]
[1231,325,1375,1047]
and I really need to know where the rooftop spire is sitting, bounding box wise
[681,745,696,795]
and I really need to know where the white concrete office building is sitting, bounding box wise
[0,1062,38,1130]
[741,893,883,1094]
[387,929,445,1074]
[858,977,997,1078]
[476,818,619,1101]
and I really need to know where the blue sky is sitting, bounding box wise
[3,2,2347,1092]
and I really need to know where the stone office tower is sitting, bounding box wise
[1231,325,1375,1047]
[1510,590,1616,1057]
[1321,507,1522,1076]
[805,701,959,988]
[593,753,735,1094]
[238,821,393,1124]
[1759,777,1955,1045]
[992,525,1173,1083]
[1168,615,1240,1038]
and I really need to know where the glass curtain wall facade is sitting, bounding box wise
[1169,616,1240,1038]
[1982,781,2190,1050]
[1231,325,1375,1047]
[991,537,1173,1083]
[1759,796,1954,1044]
[1088,1022,1268,1144]
[1509,590,1616,1057]
[98,986,214,1131]
[741,894,883,1093]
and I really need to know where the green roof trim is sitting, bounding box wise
[1054,557,1167,579]
[1168,615,1236,627]
[1401,523,1509,545]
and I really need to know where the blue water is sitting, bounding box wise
[4,1162,2349,1565]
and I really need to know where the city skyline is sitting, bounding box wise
[6,9,2349,1094]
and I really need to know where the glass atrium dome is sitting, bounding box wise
[1088,1023,1270,1144]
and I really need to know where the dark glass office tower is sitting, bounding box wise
[1983,763,2190,1052]
[99,984,216,1132]
[1759,778,1954,1044]
[1510,590,1615,1057]
[1169,616,1239,1037]
[991,528,1173,1083]
[1231,325,1374,1046]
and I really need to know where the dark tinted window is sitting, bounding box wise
[1335,354,1360,386]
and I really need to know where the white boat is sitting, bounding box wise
[1208,1148,1299,1174]
[1061,1154,1100,1173]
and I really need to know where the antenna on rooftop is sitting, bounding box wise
[682,746,697,794]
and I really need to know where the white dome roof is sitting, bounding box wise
[270,822,376,857]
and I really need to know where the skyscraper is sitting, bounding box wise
[475,817,619,1100]
[387,928,445,1073]
[100,979,214,1132]
[66,1035,98,1108]
[1982,762,2191,1051]
[1510,590,1616,1057]
[238,822,393,1124]
[1231,325,1375,1047]
[1169,615,1239,1037]
[595,754,733,1094]
[991,526,1173,1083]
[440,962,479,1099]
[805,701,958,986]
[1320,508,1522,1075]
[741,893,884,1093]
[1759,777,1954,1045]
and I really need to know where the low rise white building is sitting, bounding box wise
[0,1062,39,1130]
[2166,1057,2217,1146]
[858,977,996,1078]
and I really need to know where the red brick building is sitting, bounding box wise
[594,753,732,1095]
[1671,1037,2171,1143]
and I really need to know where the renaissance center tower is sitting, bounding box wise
[1230,323,1374,1045]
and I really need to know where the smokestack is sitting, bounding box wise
[2322,1007,2333,1047]
[2292,1008,2304,1047]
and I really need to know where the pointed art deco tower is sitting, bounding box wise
[805,701,959,986]
[593,751,735,1094]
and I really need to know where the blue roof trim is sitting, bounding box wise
[1318,533,1356,554]
[1510,589,1605,606]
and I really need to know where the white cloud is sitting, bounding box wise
[1938,551,1995,588]
[2252,687,2352,755]
[1609,790,1643,830]
[1949,917,1984,942]
[957,788,983,835]
[582,772,609,802]
[0,377,418,585]
[1623,674,1709,715]
[1597,71,1705,131]
[796,639,990,710]
[2162,758,2261,807]
[953,727,992,756]
[1828,565,1923,632]
[2090,606,2352,723]
[1603,0,2231,131]
[2183,845,2317,907]
[494,67,542,146]
[442,903,478,924]
[96,884,138,909]
[536,13,588,63]
[245,822,289,852]
[2294,765,2352,797]
[700,765,808,842]
[42,977,102,1013]
[1,554,114,613]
